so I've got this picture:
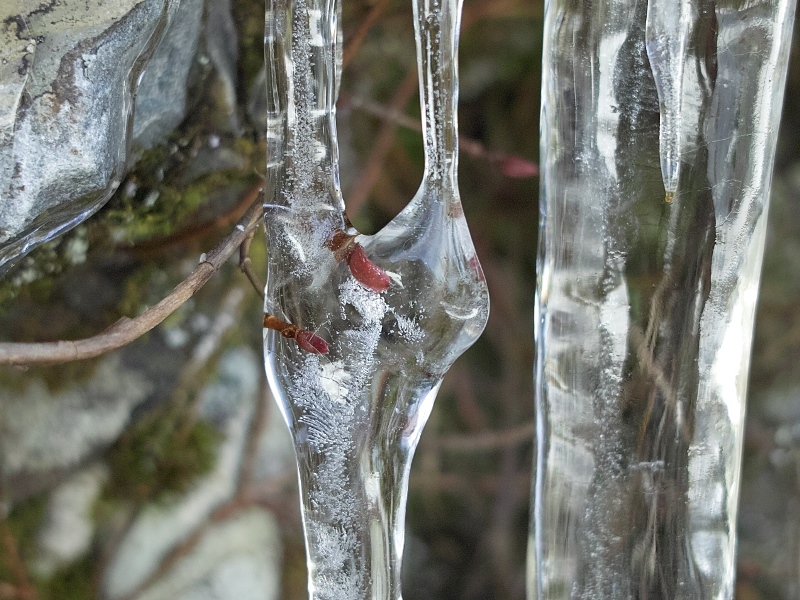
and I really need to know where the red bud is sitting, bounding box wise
[499,155,539,178]
[346,244,391,293]
[295,330,329,354]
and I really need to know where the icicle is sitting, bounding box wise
[263,0,489,597]
[645,0,692,203]
[532,0,797,598]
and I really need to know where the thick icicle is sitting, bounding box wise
[263,0,489,597]
[531,0,797,598]
[645,0,692,202]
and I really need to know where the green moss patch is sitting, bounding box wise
[105,407,220,505]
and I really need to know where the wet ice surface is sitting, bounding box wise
[532,1,796,599]
[645,0,692,200]
[263,0,489,598]
[0,0,218,272]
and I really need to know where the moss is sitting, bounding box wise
[102,180,208,245]
[0,495,48,581]
[232,137,258,158]
[0,226,90,314]
[0,360,106,399]
[104,406,220,505]
[231,0,269,91]
[36,554,95,600]
[114,265,160,319]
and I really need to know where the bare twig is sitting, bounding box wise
[342,0,392,69]
[345,70,419,216]
[0,197,264,366]
[349,95,419,131]
[424,421,535,452]
[349,95,538,180]
[239,224,265,299]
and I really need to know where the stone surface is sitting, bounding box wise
[132,0,205,149]
[134,508,282,600]
[252,387,296,485]
[102,347,261,600]
[0,0,209,269]
[0,355,153,479]
[204,0,239,133]
[31,463,108,577]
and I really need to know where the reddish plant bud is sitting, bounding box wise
[346,244,391,293]
[327,230,356,263]
[498,155,539,179]
[295,330,330,355]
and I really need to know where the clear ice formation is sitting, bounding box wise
[645,0,692,202]
[263,0,489,598]
[532,0,796,599]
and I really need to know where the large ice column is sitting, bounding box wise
[530,1,796,599]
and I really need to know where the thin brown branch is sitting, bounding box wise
[239,223,265,299]
[349,95,538,179]
[0,197,265,366]
[349,95,419,131]
[342,0,392,69]
[424,421,535,452]
[345,70,419,216]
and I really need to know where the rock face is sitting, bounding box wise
[32,464,108,577]
[133,508,282,600]
[0,355,154,482]
[132,0,206,149]
[101,348,263,600]
[0,0,208,270]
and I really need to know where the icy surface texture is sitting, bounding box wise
[645,0,692,200]
[530,1,796,599]
[263,0,489,598]
[0,0,208,272]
